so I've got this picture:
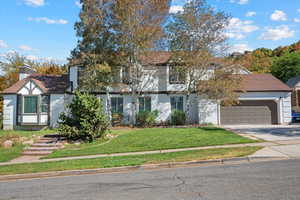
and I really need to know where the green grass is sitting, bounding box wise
[0,146,262,175]
[46,127,257,159]
[0,144,25,163]
[0,129,57,162]
[0,129,57,138]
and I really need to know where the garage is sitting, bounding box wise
[221,100,279,125]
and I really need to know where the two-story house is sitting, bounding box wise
[1,52,292,130]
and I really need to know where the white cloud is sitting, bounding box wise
[230,43,252,53]
[169,5,184,14]
[294,18,300,23]
[0,40,8,48]
[246,11,256,17]
[75,1,82,8]
[270,10,287,21]
[259,25,295,41]
[19,45,33,51]
[230,0,249,5]
[298,9,300,13]
[226,18,259,40]
[27,17,68,24]
[23,0,45,7]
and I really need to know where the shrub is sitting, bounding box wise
[58,91,110,142]
[171,110,186,125]
[136,110,159,127]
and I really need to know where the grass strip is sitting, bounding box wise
[0,146,262,175]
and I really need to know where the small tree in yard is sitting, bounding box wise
[58,91,109,142]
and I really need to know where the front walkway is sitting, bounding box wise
[2,140,300,166]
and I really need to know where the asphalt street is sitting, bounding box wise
[1,159,300,200]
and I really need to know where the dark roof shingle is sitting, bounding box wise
[240,74,291,92]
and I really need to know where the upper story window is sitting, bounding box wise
[111,97,123,114]
[170,96,184,111]
[139,97,151,112]
[122,67,132,85]
[169,66,186,84]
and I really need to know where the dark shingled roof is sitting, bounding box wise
[2,74,69,94]
[240,74,292,92]
[286,76,300,88]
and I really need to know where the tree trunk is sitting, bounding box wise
[186,92,192,124]
[106,89,112,125]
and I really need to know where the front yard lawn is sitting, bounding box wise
[0,146,262,175]
[0,144,24,163]
[46,127,257,159]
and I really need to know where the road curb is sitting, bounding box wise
[0,156,286,182]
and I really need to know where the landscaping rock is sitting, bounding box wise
[23,140,34,145]
[3,140,13,148]
[74,142,81,146]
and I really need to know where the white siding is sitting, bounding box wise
[50,94,66,128]
[3,95,17,130]
[18,81,42,95]
[198,98,219,125]
[22,116,38,123]
[69,66,78,90]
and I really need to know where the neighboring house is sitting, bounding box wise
[287,76,300,112]
[1,52,292,130]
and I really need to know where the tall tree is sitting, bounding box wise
[113,0,171,125]
[166,0,237,123]
[271,51,300,82]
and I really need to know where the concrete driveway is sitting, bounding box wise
[223,125,300,141]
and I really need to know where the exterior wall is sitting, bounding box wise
[198,98,219,125]
[3,95,17,130]
[69,66,78,90]
[50,94,67,128]
[98,94,199,124]
[18,81,42,95]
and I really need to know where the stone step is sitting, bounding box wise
[22,151,53,156]
[25,147,60,151]
[35,140,57,144]
[31,143,63,148]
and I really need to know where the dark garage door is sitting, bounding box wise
[221,100,278,125]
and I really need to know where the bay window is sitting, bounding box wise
[23,96,38,114]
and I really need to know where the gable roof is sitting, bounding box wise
[2,74,69,94]
[241,74,292,92]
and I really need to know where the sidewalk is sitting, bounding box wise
[1,140,298,166]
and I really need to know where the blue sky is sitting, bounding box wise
[0,0,299,64]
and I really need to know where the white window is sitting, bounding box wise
[170,96,184,111]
